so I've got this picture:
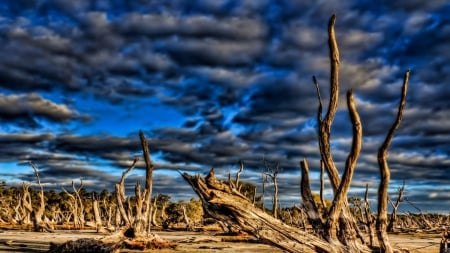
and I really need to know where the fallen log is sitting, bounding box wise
[182,169,371,253]
[47,228,176,253]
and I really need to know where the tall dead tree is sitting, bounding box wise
[376,70,409,253]
[182,14,410,253]
[26,162,54,232]
[138,130,154,235]
[312,15,365,247]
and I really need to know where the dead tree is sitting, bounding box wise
[387,180,405,232]
[376,70,409,253]
[114,130,154,235]
[22,162,54,232]
[51,133,173,252]
[182,169,354,253]
[150,194,159,227]
[115,157,138,227]
[364,184,376,248]
[263,159,281,219]
[93,198,107,233]
[137,130,154,235]
[18,183,32,224]
[182,14,410,253]
[62,179,85,230]
[261,173,268,211]
[319,160,327,210]
[312,16,365,247]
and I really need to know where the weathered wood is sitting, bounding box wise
[387,180,405,232]
[299,159,323,231]
[27,162,55,232]
[325,90,362,242]
[318,14,341,192]
[139,130,154,234]
[319,160,326,209]
[364,184,376,247]
[313,16,366,246]
[182,169,371,253]
[376,70,410,253]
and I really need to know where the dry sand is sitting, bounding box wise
[0,229,441,253]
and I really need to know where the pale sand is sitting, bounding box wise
[0,230,442,253]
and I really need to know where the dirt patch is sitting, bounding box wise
[0,230,442,253]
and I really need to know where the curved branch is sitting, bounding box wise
[376,70,409,253]
[326,90,362,240]
[315,14,341,192]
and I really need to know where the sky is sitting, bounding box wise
[0,0,449,213]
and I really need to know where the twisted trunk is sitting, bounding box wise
[182,169,371,253]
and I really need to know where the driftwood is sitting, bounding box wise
[47,228,176,253]
[182,169,370,253]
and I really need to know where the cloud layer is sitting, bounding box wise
[0,0,449,212]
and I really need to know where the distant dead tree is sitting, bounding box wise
[387,180,406,232]
[263,158,281,219]
[364,184,376,248]
[62,178,85,230]
[260,173,268,211]
[25,162,54,232]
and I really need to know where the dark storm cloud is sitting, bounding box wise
[0,93,88,128]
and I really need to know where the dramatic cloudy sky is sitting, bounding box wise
[0,0,448,213]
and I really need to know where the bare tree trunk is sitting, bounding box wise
[21,183,33,225]
[149,195,159,228]
[235,161,244,190]
[376,70,409,253]
[272,174,279,219]
[93,199,106,233]
[313,15,366,246]
[139,130,154,234]
[319,160,326,209]
[325,91,362,243]
[364,184,376,247]
[264,159,281,219]
[181,205,193,231]
[299,159,323,231]
[261,173,267,211]
[24,162,54,232]
[115,157,138,228]
[133,181,145,233]
[72,179,85,229]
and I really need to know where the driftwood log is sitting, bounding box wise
[47,228,176,253]
[182,169,370,253]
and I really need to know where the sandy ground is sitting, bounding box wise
[0,229,442,253]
